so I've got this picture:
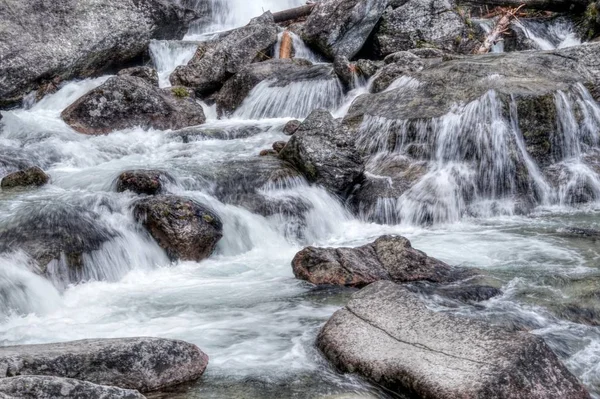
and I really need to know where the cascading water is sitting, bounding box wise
[149,40,199,87]
[513,17,581,50]
[273,31,324,63]
[3,2,600,398]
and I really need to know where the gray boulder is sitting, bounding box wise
[301,0,388,60]
[292,235,471,287]
[170,12,278,96]
[0,376,145,399]
[317,281,591,399]
[117,66,159,87]
[61,76,205,134]
[371,52,423,93]
[279,109,364,196]
[115,169,174,195]
[0,0,198,107]
[133,195,223,261]
[1,166,49,189]
[0,338,208,393]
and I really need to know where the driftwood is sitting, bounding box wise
[273,4,316,23]
[279,31,293,58]
[476,6,524,54]
[463,0,592,12]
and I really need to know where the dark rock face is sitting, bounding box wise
[170,12,278,96]
[215,58,334,116]
[279,109,364,196]
[115,170,173,195]
[283,119,301,135]
[0,376,145,399]
[133,195,223,261]
[117,66,159,87]
[317,281,591,399]
[0,203,116,274]
[292,235,471,287]
[61,76,206,135]
[516,93,557,167]
[369,0,476,58]
[301,0,388,60]
[0,338,208,393]
[1,166,49,189]
[0,0,198,108]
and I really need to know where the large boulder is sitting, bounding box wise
[0,0,198,108]
[117,66,159,87]
[170,12,278,96]
[115,169,174,195]
[0,376,145,399]
[215,59,337,117]
[317,281,591,399]
[300,0,388,60]
[61,76,205,134]
[0,338,208,393]
[368,0,477,58]
[279,109,364,197]
[1,166,49,189]
[133,195,223,261]
[292,235,471,287]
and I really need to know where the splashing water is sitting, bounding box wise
[149,40,199,87]
[513,18,582,50]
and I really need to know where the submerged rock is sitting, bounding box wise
[1,166,49,189]
[279,109,364,197]
[0,338,208,393]
[317,281,591,399]
[0,0,198,108]
[301,0,388,60]
[170,12,278,96]
[0,376,145,399]
[292,235,471,287]
[133,195,223,261]
[61,76,205,134]
[115,170,173,195]
[117,66,159,87]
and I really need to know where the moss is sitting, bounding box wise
[171,87,190,98]
[583,3,599,39]
[202,214,214,223]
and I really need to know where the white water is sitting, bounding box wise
[149,40,199,87]
[513,18,581,50]
[2,4,600,399]
[274,31,324,63]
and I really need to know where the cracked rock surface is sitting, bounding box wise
[317,281,590,399]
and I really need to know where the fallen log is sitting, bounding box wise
[279,31,293,58]
[273,4,316,23]
[462,0,592,12]
[476,6,523,54]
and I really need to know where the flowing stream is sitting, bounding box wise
[1,1,600,398]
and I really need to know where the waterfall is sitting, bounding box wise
[273,31,324,63]
[512,18,581,50]
[149,40,198,87]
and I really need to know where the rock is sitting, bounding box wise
[279,109,364,196]
[170,12,278,96]
[416,283,503,303]
[0,147,35,178]
[301,0,388,59]
[0,338,208,393]
[61,76,205,135]
[215,58,335,117]
[260,149,278,156]
[317,281,591,399]
[272,141,287,153]
[408,47,445,58]
[115,170,173,195]
[0,376,145,399]
[133,195,223,261]
[0,202,116,277]
[1,166,49,189]
[333,56,355,87]
[369,0,476,58]
[170,124,266,142]
[283,119,301,135]
[354,59,384,79]
[371,52,423,93]
[0,0,198,108]
[117,66,159,87]
[292,235,471,287]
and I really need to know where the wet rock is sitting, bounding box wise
[61,76,206,135]
[117,66,159,87]
[133,195,223,261]
[279,109,364,196]
[516,93,556,167]
[260,149,278,156]
[0,338,208,393]
[354,59,384,79]
[1,166,49,189]
[272,141,287,153]
[0,147,35,178]
[419,283,503,303]
[0,203,116,275]
[0,0,198,108]
[371,52,423,93]
[317,281,591,399]
[170,124,265,142]
[301,0,388,59]
[0,376,145,399]
[170,12,278,97]
[115,170,173,195]
[333,56,354,87]
[283,119,301,135]
[292,235,472,287]
[408,47,445,58]
[215,58,334,117]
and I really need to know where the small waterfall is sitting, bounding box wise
[233,77,345,119]
[149,40,198,87]
[512,18,581,50]
[273,31,324,63]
